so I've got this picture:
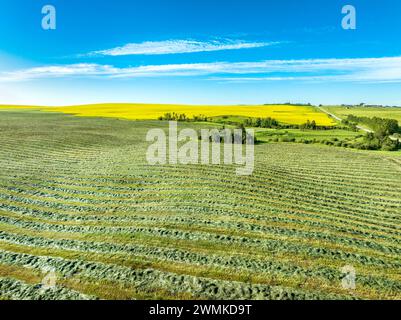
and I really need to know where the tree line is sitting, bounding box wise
[345,115,400,151]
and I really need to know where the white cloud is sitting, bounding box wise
[1,56,401,83]
[89,39,274,56]
[0,64,116,81]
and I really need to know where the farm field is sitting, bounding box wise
[0,104,336,126]
[0,109,400,300]
[325,106,401,124]
[255,128,361,143]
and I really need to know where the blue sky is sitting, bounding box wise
[1,0,401,105]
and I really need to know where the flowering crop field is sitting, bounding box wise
[0,109,400,300]
[0,104,336,126]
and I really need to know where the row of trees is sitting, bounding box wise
[299,120,317,130]
[158,113,338,131]
[266,134,400,151]
[344,115,400,151]
[244,118,337,131]
[158,113,209,122]
[197,125,257,145]
[355,133,400,151]
[346,115,400,136]
[243,117,279,128]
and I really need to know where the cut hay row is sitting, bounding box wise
[0,277,96,300]
[0,170,399,223]
[0,232,399,297]
[1,169,400,213]
[0,250,354,300]
[1,218,400,272]
[0,189,398,239]
[0,191,400,245]
[1,211,399,257]
[2,201,399,251]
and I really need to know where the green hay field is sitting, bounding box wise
[325,106,401,124]
[0,109,400,300]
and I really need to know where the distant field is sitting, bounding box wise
[0,109,400,300]
[0,104,336,126]
[256,128,361,142]
[325,106,401,123]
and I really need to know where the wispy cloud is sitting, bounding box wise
[0,64,116,81]
[88,39,275,56]
[1,57,401,83]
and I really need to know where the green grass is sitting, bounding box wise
[255,128,361,143]
[325,106,401,124]
[209,115,251,125]
[0,109,400,300]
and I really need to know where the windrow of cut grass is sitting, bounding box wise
[0,110,400,300]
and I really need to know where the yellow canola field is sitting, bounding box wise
[0,103,336,126]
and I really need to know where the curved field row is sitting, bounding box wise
[1,182,399,241]
[1,164,400,211]
[1,217,399,271]
[0,164,397,226]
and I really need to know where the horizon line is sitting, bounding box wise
[1,102,401,108]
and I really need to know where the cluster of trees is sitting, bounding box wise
[157,113,338,132]
[355,133,400,151]
[243,117,279,128]
[158,113,188,121]
[244,117,337,131]
[341,119,359,131]
[266,134,399,151]
[287,122,336,131]
[158,113,209,122]
[343,115,400,151]
[346,115,400,136]
[299,120,317,130]
[316,136,397,150]
[192,114,209,122]
[198,125,257,145]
